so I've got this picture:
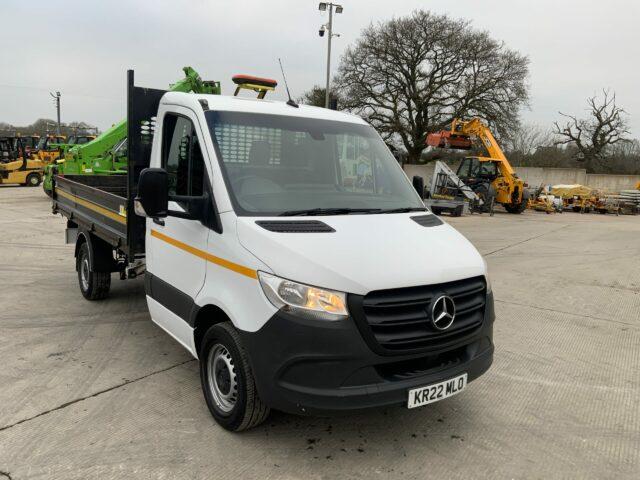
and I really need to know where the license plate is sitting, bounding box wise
[407,373,468,409]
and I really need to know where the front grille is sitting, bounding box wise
[349,276,486,355]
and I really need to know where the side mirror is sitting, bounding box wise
[135,168,168,218]
[412,175,425,198]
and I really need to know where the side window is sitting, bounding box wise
[162,114,205,197]
[457,159,470,178]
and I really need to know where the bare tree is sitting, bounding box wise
[554,90,630,171]
[505,123,553,155]
[334,10,529,163]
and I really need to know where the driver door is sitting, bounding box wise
[146,111,209,351]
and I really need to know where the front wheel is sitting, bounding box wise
[26,173,41,187]
[504,191,530,214]
[200,322,269,431]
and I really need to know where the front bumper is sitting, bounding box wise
[239,292,495,415]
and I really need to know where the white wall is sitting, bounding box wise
[403,163,640,194]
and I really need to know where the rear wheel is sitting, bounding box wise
[200,322,269,431]
[26,173,41,187]
[77,242,111,300]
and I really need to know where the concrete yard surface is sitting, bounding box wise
[0,186,638,479]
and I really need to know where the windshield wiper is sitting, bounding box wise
[279,208,382,217]
[377,207,427,214]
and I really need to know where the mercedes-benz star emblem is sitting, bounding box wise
[431,295,456,331]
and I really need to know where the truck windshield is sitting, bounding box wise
[206,111,423,216]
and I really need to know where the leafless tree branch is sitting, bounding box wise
[553,89,630,170]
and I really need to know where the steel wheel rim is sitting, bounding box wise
[30,176,38,185]
[207,344,238,414]
[80,257,90,291]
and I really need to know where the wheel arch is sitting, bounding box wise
[74,231,91,270]
[74,230,117,272]
[192,304,233,358]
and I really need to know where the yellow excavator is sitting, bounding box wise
[427,118,529,213]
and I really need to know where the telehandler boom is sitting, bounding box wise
[43,67,221,193]
[427,118,529,213]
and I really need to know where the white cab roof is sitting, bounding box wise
[160,92,369,125]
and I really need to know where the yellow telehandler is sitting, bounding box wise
[427,118,529,213]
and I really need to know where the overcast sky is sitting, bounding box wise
[1,0,638,136]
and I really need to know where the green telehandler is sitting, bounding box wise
[43,66,220,194]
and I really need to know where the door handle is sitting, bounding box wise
[153,218,165,226]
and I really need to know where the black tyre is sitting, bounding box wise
[504,189,530,214]
[26,173,41,187]
[473,183,495,214]
[200,322,269,431]
[453,204,464,217]
[77,242,111,300]
[504,198,528,214]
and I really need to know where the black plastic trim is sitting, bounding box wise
[145,272,197,325]
[255,220,335,233]
[411,214,443,227]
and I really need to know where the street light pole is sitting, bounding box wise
[319,3,342,109]
[50,91,61,135]
[324,6,333,109]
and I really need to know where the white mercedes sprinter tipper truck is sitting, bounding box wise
[51,70,494,431]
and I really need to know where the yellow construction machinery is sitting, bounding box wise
[549,185,597,213]
[36,134,66,164]
[527,187,559,214]
[0,136,45,186]
[427,118,529,213]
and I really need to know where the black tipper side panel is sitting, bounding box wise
[255,220,335,233]
[126,70,167,258]
[411,214,443,227]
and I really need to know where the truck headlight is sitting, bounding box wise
[258,272,348,320]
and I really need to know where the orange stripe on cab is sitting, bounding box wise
[150,229,258,280]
